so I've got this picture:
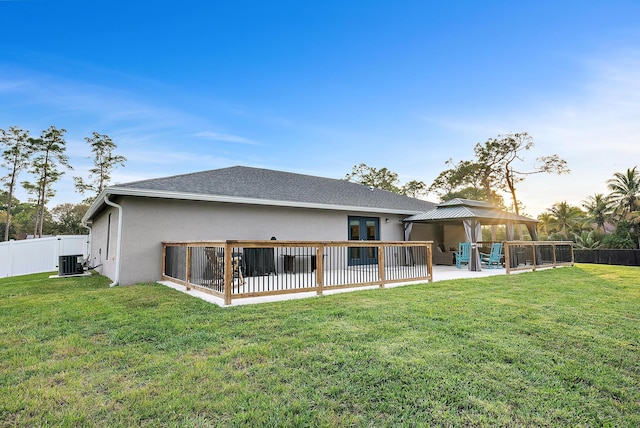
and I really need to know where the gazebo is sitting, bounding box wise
[403,198,539,271]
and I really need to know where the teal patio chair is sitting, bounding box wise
[481,242,503,268]
[455,242,471,269]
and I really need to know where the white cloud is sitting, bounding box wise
[194,131,261,145]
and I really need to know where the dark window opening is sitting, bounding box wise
[348,216,379,265]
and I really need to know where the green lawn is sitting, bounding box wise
[1,265,638,427]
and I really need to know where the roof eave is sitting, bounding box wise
[82,187,425,222]
[404,215,538,224]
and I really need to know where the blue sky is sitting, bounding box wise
[1,0,639,216]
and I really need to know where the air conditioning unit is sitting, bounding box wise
[59,255,84,276]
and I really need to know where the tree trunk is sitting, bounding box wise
[506,166,519,215]
[32,193,40,238]
[35,173,48,238]
[37,151,51,238]
[3,174,16,241]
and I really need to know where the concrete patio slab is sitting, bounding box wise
[158,264,533,307]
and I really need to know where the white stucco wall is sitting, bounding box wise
[443,225,467,251]
[90,196,412,285]
[88,205,119,282]
[409,223,437,242]
[407,223,467,251]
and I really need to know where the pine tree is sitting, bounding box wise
[1,126,33,241]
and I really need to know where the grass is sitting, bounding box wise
[0,265,638,427]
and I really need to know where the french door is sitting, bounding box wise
[348,216,379,265]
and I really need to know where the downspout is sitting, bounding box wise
[81,220,92,267]
[103,194,123,287]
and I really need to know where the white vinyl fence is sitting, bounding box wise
[0,235,89,278]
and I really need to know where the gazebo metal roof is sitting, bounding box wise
[403,198,538,226]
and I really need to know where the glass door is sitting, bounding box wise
[348,216,379,265]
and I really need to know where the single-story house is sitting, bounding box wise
[82,166,440,285]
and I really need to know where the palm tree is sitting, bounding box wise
[607,166,639,218]
[547,201,585,239]
[627,205,640,249]
[582,193,613,233]
[536,212,555,239]
[573,230,602,249]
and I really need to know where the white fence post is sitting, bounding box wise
[0,240,14,277]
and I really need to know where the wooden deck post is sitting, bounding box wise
[224,241,233,306]
[161,243,166,279]
[185,245,192,290]
[570,243,575,266]
[531,243,537,271]
[426,243,433,282]
[378,246,385,288]
[316,244,324,295]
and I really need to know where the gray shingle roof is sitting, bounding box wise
[111,166,436,213]
[437,198,494,208]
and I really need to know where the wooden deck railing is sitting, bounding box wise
[162,240,433,305]
[503,241,574,273]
